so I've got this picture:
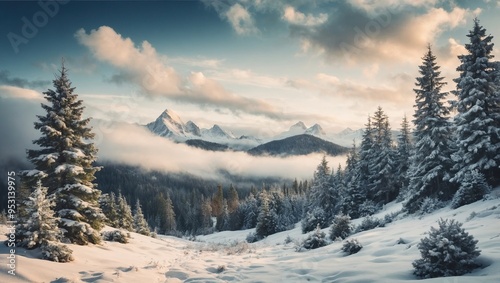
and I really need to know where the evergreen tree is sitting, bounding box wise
[301,224,328,250]
[242,193,259,229]
[200,196,214,231]
[395,115,413,198]
[452,18,500,186]
[116,193,134,231]
[228,184,239,213]
[256,191,276,237]
[369,107,397,203]
[212,185,224,218]
[302,156,340,232]
[133,199,151,236]
[26,65,104,244]
[406,46,455,213]
[99,192,119,227]
[164,194,177,234]
[16,178,61,249]
[356,117,375,197]
[451,170,491,209]
[413,218,480,278]
[216,199,230,231]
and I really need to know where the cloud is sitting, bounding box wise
[95,121,346,181]
[226,3,258,34]
[282,6,328,26]
[0,85,43,101]
[0,91,43,161]
[75,26,285,119]
[0,70,50,89]
[290,3,473,65]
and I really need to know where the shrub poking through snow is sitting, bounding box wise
[41,241,74,262]
[418,197,445,215]
[413,218,481,279]
[246,232,262,243]
[451,170,490,209]
[355,216,382,233]
[342,238,362,255]
[329,214,352,240]
[301,225,328,250]
[101,230,130,244]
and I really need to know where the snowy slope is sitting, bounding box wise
[1,192,499,283]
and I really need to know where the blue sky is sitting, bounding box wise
[1,0,499,143]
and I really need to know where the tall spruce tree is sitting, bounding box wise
[164,194,177,234]
[406,46,455,213]
[26,64,104,244]
[452,18,500,186]
[395,115,413,198]
[369,107,397,203]
[116,193,134,231]
[133,199,151,236]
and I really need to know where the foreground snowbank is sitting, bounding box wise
[1,195,499,282]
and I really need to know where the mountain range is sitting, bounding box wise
[146,108,357,156]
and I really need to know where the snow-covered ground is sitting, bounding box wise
[1,193,499,283]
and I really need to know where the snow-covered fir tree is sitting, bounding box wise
[301,224,328,250]
[26,64,105,245]
[451,170,491,209]
[16,177,61,249]
[405,46,455,213]
[413,218,481,278]
[395,115,413,199]
[302,156,340,232]
[355,117,375,198]
[329,214,352,241]
[343,142,365,218]
[369,107,397,203]
[241,193,259,229]
[256,190,277,237]
[452,18,500,186]
[99,192,119,227]
[133,199,151,236]
[116,193,134,231]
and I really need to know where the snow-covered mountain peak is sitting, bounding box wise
[159,109,183,124]
[290,121,307,131]
[185,121,201,136]
[147,108,186,138]
[205,124,236,139]
[306,124,326,136]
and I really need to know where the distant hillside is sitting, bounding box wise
[185,139,228,151]
[248,134,349,157]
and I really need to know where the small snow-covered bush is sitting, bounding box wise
[245,232,262,243]
[342,238,362,255]
[413,218,481,279]
[41,241,74,262]
[355,216,382,233]
[300,225,328,250]
[329,214,352,240]
[101,230,130,244]
[451,170,490,209]
[284,235,294,244]
[301,207,327,233]
[418,197,445,215]
[358,200,380,217]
